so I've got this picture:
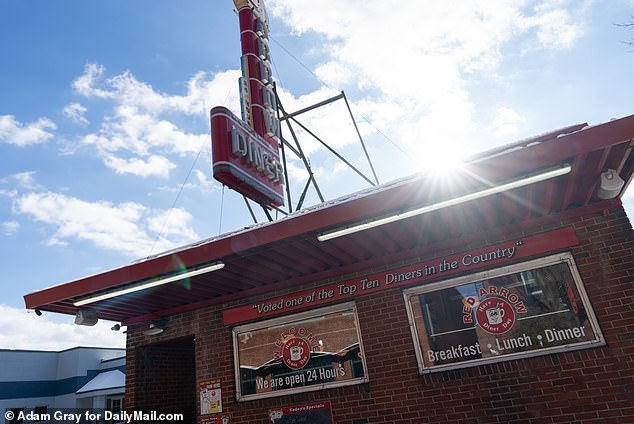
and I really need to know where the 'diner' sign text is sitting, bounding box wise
[210,0,284,207]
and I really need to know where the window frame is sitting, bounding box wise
[232,301,369,401]
[403,252,605,374]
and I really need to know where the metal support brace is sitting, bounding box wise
[240,88,379,218]
[243,196,258,224]
[274,84,293,214]
[289,116,376,186]
[276,92,325,209]
[342,91,380,185]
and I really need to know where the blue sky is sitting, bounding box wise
[1,0,634,350]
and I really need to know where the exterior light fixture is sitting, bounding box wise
[74,310,98,326]
[73,261,225,307]
[597,168,624,200]
[143,323,164,336]
[317,164,572,242]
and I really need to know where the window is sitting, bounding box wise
[106,396,124,424]
[107,396,124,413]
[233,302,368,401]
[404,253,604,373]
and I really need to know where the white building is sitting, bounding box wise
[1,347,125,423]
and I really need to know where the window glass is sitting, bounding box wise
[106,396,124,424]
[405,253,604,372]
[233,302,368,401]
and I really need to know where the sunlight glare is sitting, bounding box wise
[416,141,468,179]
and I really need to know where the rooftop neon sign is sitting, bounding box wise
[210,0,284,207]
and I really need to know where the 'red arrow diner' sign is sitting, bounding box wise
[210,0,284,207]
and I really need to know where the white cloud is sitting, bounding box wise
[314,62,354,87]
[1,220,19,235]
[73,63,242,118]
[277,85,361,155]
[0,172,43,198]
[0,188,17,198]
[73,65,241,116]
[0,115,56,146]
[72,63,113,99]
[72,64,240,178]
[192,169,215,190]
[63,102,89,125]
[55,2,588,186]
[518,2,583,49]
[158,169,217,194]
[101,153,176,179]
[13,191,199,258]
[147,208,199,241]
[11,171,43,190]
[267,1,508,170]
[267,0,586,172]
[492,107,525,137]
[0,304,125,350]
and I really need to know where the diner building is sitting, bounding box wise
[1,347,125,423]
[24,114,634,423]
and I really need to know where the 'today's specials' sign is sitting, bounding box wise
[269,402,334,424]
[223,228,578,325]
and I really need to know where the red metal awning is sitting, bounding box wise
[24,114,634,325]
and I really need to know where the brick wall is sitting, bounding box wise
[125,205,634,423]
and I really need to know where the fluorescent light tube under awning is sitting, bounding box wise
[317,164,572,242]
[73,261,225,307]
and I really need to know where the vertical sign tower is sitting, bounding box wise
[210,0,284,207]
